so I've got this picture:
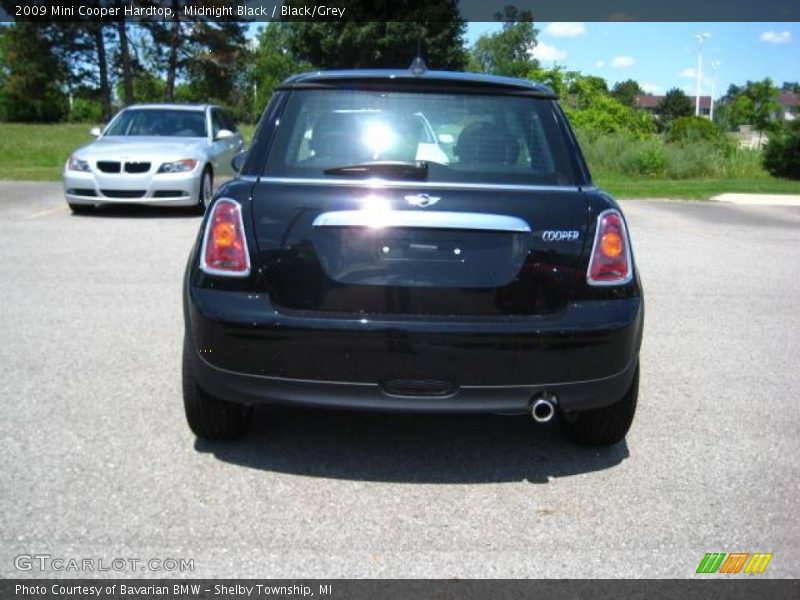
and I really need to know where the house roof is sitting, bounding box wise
[634,94,712,110]
[778,92,799,107]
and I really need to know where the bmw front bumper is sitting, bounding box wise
[63,167,202,207]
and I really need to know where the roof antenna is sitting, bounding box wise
[409,34,427,76]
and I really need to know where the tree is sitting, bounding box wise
[113,0,134,105]
[469,6,538,78]
[284,1,467,70]
[251,24,310,119]
[745,78,780,138]
[611,79,644,107]
[184,21,251,119]
[566,94,656,140]
[567,74,609,109]
[658,88,693,125]
[0,22,67,121]
[716,78,781,139]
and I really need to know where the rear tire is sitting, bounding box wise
[68,202,94,215]
[560,365,639,446]
[182,337,252,440]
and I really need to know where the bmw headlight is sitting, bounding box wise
[68,156,90,172]
[158,159,198,174]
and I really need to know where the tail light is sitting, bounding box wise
[587,209,632,286]
[200,198,251,277]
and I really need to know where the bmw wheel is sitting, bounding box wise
[197,167,213,214]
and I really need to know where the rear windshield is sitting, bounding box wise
[105,109,207,137]
[264,89,578,185]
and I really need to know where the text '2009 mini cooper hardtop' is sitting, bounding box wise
[182,69,644,446]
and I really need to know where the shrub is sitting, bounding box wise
[621,140,666,176]
[762,121,800,180]
[566,96,656,141]
[68,98,103,123]
[666,116,726,145]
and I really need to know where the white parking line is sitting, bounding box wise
[24,205,68,219]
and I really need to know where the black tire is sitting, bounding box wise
[196,166,213,214]
[560,365,639,446]
[182,337,252,440]
[68,202,94,215]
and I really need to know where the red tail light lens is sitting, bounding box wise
[200,199,250,277]
[587,209,632,286]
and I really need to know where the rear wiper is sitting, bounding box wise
[323,160,428,180]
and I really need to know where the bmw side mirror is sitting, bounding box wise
[90,127,102,137]
[231,152,246,173]
[216,129,234,141]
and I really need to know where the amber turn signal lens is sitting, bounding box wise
[212,222,236,248]
[600,232,623,258]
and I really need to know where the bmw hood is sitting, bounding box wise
[74,137,207,161]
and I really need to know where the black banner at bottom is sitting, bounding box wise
[2,579,799,600]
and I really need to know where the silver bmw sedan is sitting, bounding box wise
[63,104,244,213]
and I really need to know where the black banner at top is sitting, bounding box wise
[2,0,800,23]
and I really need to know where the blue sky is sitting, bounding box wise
[247,22,798,99]
[466,22,800,97]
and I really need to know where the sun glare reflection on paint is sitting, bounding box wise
[356,194,393,228]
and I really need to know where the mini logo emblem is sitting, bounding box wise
[405,194,440,208]
[542,230,580,242]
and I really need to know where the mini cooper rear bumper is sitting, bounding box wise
[185,287,643,414]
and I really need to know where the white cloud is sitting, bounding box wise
[595,60,605,68]
[531,42,567,63]
[641,83,662,94]
[679,68,698,79]
[544,22,587,38]
[760,31,791,44]
[611,56,635,69]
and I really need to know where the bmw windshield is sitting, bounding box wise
[104,109,208,138]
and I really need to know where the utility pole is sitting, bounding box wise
[694,33,710,117]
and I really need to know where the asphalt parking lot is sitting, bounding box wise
[1,182,798,578]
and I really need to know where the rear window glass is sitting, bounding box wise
[264,89,577,186]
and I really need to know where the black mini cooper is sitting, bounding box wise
[182,68,643,446]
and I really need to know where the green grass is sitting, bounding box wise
[0,123,98,180]
[594,173,800,200]
[1,123,799,200]
[0,122,259,181]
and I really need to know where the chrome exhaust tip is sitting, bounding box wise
[531,395,557,424]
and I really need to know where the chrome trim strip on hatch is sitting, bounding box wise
[238,175,580,193]
[313,210,531,232]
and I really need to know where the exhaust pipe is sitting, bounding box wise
[530,394,557,424]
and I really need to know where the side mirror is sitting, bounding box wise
[438,133,454,144]
[90,127,102,137]
[216,129,234,141]
[231,152,246,173]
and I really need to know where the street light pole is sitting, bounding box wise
[709,61,720,121]
[694,33,710,117]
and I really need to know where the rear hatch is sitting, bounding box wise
[251,182,590,316]
[249,82,592,316]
